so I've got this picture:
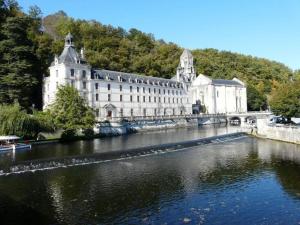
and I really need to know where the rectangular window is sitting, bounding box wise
[70,69,74,77]
[130,86,133,92]
[163,90,166,94]
[108,84,111,91]
[149,96,151,102]
[130,109,133,117]
[120,85,122,91]
[154,88,156,94]
[82,70,86,78]
[143,108,146,117]
[154,97,156,103]
[159,97,161,103]
[173,98,175,103]
[137,96,140,102]
[130,95,133,102]
[217,90,219,97]
[95,83,98,90]
[108,94,111,101]
[120,95,122,102]
[96,109,99,117]
[149,88,151,93]
[120,109,123,117]
[159,89,161,94]
[95,94,99,101]
[137,87,139,93]
[164,97,166,103]
[83,81,86,89]
[168,90,170,95]
[169,97,170,103]
[143,87,145,93]
[143,96,145,102]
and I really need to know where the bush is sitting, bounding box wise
[83,128,94,139]
[61,129,76,141]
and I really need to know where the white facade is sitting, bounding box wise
[43,33,247,120]
[190,75,247,114]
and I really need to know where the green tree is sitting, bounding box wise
[48,85,95,131]
[0,103,54,138]
[247,84,267,111]
[0,16,39,108]
[269,81,300,119]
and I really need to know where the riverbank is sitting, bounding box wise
[253,118,300,144]
[98,117,227,136]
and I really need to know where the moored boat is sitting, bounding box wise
[0,136,31,151]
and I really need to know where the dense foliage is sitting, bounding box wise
[0,0,298,112]
[0,103,54,138]
[48,85,95,131]
[269,81,300,119]
[246,84,267,111]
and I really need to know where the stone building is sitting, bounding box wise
[43,33,247,120]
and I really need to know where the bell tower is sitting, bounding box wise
[65,32,74,47]
[176,49,196,89]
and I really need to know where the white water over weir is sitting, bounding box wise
[1,132,248,176]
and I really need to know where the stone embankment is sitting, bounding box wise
[253,118,300,144]
[98,117,227,136]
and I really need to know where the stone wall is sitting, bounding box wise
[97,118,199,136]
[256,118,300,144]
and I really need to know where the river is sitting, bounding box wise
[0,125,300,225]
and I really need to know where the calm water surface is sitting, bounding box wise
[0,126,300,225]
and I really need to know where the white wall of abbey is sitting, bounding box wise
[43,34,247,121]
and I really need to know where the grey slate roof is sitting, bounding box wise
[212,79,243,86]
[92,69,183,88]
[51,46,87,66]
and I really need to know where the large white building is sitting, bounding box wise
[43,33,247,121]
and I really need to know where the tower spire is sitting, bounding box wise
[65,32,74,47]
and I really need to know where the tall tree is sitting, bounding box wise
[247,84,267,111]
[269,81,300,119]
[48,85,95,131]
[0,16,39,108]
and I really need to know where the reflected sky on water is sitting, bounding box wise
[0,133,300,224]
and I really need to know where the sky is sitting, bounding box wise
[18,0,300,70]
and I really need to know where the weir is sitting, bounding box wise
[1,132,249,176]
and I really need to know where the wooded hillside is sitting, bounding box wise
[0,1,296,111]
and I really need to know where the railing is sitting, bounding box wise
[97,113,226,123]
[226,111,272,115]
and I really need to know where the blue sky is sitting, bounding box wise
[18,0,300,70]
